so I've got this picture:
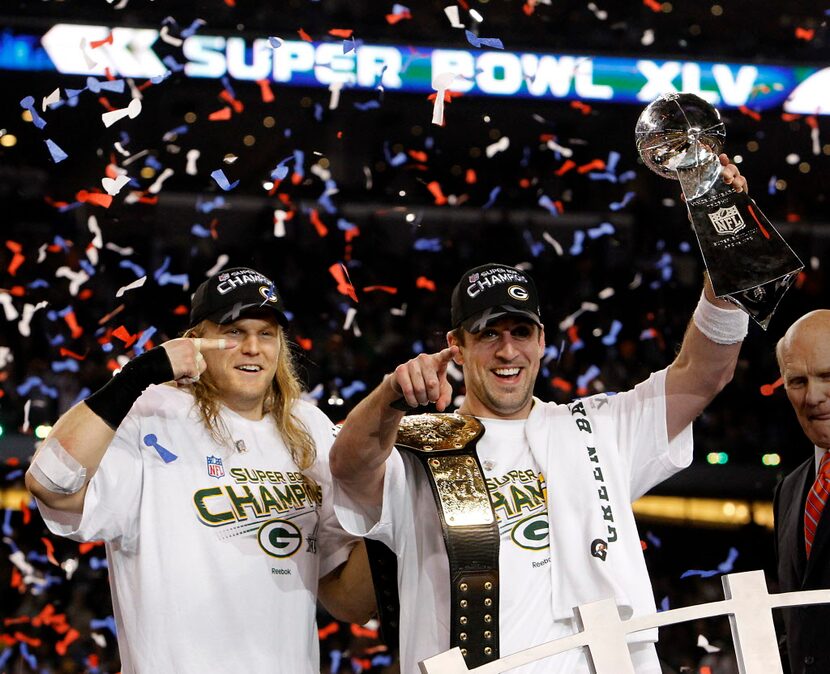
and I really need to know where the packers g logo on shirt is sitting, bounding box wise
[510,513,549,550]
[258,519,303,558]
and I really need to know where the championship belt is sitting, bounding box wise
[396,413,500,669]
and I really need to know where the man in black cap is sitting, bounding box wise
[26,266,374,674]
[330,173,751,673]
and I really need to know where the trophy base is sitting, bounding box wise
[719,271,800,330]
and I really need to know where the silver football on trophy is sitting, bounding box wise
[635,92,726,181]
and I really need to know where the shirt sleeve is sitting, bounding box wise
[36,408,144,550]
[332,449,407,553]
[301,405,365,578]
[606,367,694,500]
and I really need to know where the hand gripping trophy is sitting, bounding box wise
[636,92,803,328]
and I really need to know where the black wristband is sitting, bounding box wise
[85,346,175,429]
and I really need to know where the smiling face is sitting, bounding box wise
[200,312,282,420]
[778,310,830,449]
[449,317,545,420]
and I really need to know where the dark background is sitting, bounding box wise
[1,1,829,672]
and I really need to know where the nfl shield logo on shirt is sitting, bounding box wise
[206,455,225,479]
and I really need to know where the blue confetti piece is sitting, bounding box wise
[153,256,171,281]
[341,380,367,399]
[601,320,623,346]
[680,547,739,579]
[221,75,236,100]
[163,55,185,72]
[318,190,337,215]
[45,138,68,163]
[413,238,442,252]
[91,615,118,635]
[569,230,585,255]
[372,654,394,666]
[292,150,305,178]
[577,365,601,391]
[80,259,96,277]
[20,95,47,129]
[465,30,504,49]
[522,230,544,257]
[191,224,212,238]
[646,531,662,548]
[337,218,357,232]
[196,196,227,213]
[268,36,283,49]
[314,102,323,121]
[343,37,356,54]
[412,340,424,354]
[28,278,49,289]
[143,433,178,463]
[679,241,691,252]
[609,191,636,211]
[120,260,147,278]
[270,155,293,181]
[768,175,777,195]
[180,18,206,38]
[211,169,239,191]
[49,334,65,346]
[619,170,637,182]
[353,99,381,110]
[52,359,80,373]
[27,551,50,564]
[482,186,501,209]
[71,387,91,407]
[19,642,37,670]
[587,222,615,239]
[89,556,109,570]
[134,327,157,354]
[158,272,189,288]
[538,195,560,216]
[17,376,59,398]
[2,509,12,535]
[144,155,163,171]
[658,596,670,612]
[0,644,12,669]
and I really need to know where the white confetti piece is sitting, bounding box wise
[115,275,147,298]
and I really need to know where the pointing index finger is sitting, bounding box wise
[195,338,233,351]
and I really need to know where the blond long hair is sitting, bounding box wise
[182,321,317,475]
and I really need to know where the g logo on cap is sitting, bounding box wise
[507,285,529,302]
[259,286,279,303]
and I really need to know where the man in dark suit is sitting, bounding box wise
[774,309,830,673]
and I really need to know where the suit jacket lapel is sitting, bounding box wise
[778,459,812,587]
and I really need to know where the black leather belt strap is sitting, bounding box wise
[396,413,500,669]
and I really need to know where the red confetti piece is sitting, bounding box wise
[21,499,31,525]
[63,311,83,339]
[642,0,662,11]
[89,34,113,49]
[363,285,398,294]
[76,190,113,208]
[551,377,572,392]
[224,0,236,6]
[577,159,605,174]
[208,107,232,121]
[296,336,312,351]
[806,115,819,130]
[522,1,536,15]
[14,632,42,647]
[6,240,25,276]
[256,79,275,103]
[328,28,354,38]
[385,10,412,24]
[352,658,372,670]
[79,288,93,300]
[555,159,577,176]
[10,568,22,590]
[9,285,24,296]
[5,457,20,466]
[173,304,188,315]
[345,226,360,243]
[350,623,379,639]
[219,89,244,114]
[759,377,783,396]
[416,276,436,291]
[570,101,592,115]
[59,347,87,361]
[111,325,139,348]
[738,105,761,121]
[640,539,648,551]
[3,617,30,626]
[426,181,448,205]
[329,263,358,302]
[318,621,339,639]
[408,150,428,163]
[465,168,477,184]
[41,537,60,566]
[795,27,815,41]
[79,541,104,555]
[56,628,80,655]
[298,28,313,42]
[309,209,329,237]
[97,96,116,112]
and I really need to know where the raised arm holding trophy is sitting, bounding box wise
[635,92,803,328]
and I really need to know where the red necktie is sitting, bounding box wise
[804,451,830,559]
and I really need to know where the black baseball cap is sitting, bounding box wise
[451,263,542,334]
[189,267,288,328]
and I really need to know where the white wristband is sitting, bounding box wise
[28,437,87,494]
[692,289,749,344]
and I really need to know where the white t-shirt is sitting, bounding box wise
[334,371,681,674]
[37,385,354,674]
